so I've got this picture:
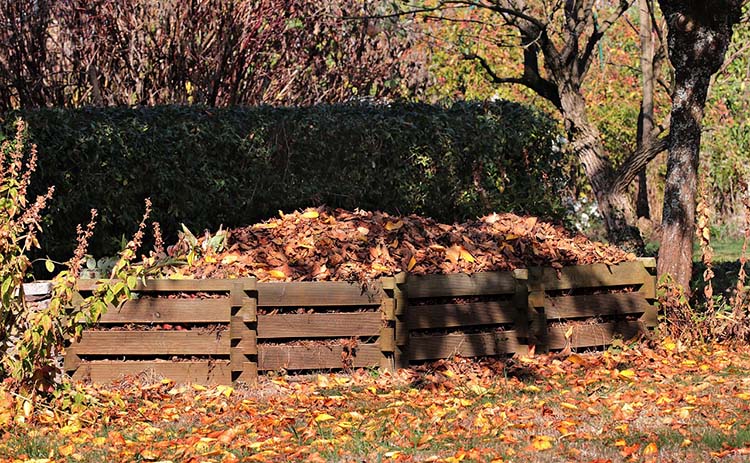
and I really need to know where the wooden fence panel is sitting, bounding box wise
[258,343,381,371]
[406,272,518,299]
[408,331,520,361]
[545,293,651,320]
[72,361,231,385]
[257,281,384,307]
[71,331,230,356]
[97,299,231,324]
[407,301,516,330]
[257,313,382,339]
[547,321,645,350]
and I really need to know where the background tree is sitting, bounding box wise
[656,0,746,288]
[386,0,671,251]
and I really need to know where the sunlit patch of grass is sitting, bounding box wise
[2,430,54,459]
[700,427,750,451]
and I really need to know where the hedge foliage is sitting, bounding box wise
[2,102,569,260]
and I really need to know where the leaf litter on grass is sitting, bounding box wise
[2,339,750,462]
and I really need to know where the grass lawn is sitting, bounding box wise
[2,340,750,462]
[694,237,746,263]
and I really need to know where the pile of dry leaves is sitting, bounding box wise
[162,208,634,282]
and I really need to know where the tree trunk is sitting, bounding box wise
[657,0,742,289]
[559,86,644,252]
[636,0,655,220]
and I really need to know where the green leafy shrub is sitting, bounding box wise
[3,102,569,261]
[0,120,140,390]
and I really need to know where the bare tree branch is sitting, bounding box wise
[611,133,669,194]
[578,0,634,76]
[464,50,562,108]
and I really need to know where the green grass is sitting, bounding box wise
[694,237,746,263]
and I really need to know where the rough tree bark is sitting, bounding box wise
[636,0,656,219]
[656,0,743,288]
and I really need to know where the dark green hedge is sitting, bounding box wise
[3,102,569,260]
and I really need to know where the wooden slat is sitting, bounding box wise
[538,261,650,291]
[72,331,230,355]
[71,361,231,385]
[97,299,231,323]
[407,272,517,299]
[258,343,381,370]
[408,331,520,361]
[407,301,515,330]
[257,282,384,307]
[547,321,645,350]
[546,293,651,320]
[257,312,382,338]
[77,278,256,292]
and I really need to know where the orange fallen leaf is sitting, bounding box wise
[385,220,403,231]
[643,442,659,455]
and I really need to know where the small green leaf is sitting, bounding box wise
[86,256,97,270]
[45,259,55,273]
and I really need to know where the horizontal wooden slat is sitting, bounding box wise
[546,293,651,320]
[407,301,516,330]
[77,278,255,292]
[71,361,231,385]
[72,331,229,355]
[539,261,650,291]
[408,331,520,361]
[258,343,381,370]
[407,272,517,299]
[257,281,384,307]
[97,299,231,323]
[547,321,645,350]
[257,312,382,338]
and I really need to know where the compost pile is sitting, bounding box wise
[163,208,635,282]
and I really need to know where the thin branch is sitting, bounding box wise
[716,41,750,76]
[578,0,634,76]
[464,50,562,108]
[463,53,527,85]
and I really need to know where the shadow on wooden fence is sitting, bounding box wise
[64,259,657,385]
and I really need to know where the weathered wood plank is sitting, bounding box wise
[538,261,650,291]
[545,293,651,320]
[257,282,384,307]
[97,299,231,323]
[257,312,382,338]
[407,301,516,330]
[77,278,256,292]
[71,361,231,385]
[258,343,381,370]
[547,321,645,350]
[407,272,517,299]
[72,331,230,355]
[408,331,520,361]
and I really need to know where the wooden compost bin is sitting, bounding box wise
[65,278,257,385]
[65,259,657,385]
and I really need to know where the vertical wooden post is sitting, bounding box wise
[637,257,659,327]
[393,272,409,369]
[527,267,548,353]
[380,272,408,371]
[230,278,258,385]
[512,269,531,356]
[379,293,396,371]
[64,349,82,378]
